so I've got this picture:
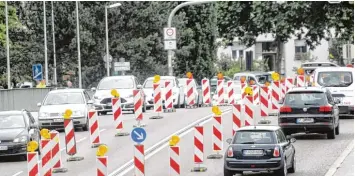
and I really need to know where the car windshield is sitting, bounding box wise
[284,92,327,106]
[44,92,84,105]
[0,114,26,129]
[317,71,353,87]
[234,131,274,144]
[210,77,231,86]
[178,79,193,88]
[255,74,273,84]
[98,78,134,89]
[144,79,175,88]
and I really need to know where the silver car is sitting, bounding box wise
[37,89,94,131]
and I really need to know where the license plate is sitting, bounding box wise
[297,118,314,123]
[243,150,264,155]
[53,118,63,122]
[0,146,8,151]
[106,103,112,106]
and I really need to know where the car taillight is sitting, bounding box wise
[280,106,292,113]
[227,147,234,157]
[319,105,332,112]
[273,147,280,157]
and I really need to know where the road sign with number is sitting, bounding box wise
[114,62,130,71]
[164,40,177,50]
[32,64,43,81]
[164,27,176,40]
[131,127,146,144]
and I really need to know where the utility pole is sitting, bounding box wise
[51,1,57,86]
[44,1,49,85]
[76,1,82,88]
[5,1,10,89]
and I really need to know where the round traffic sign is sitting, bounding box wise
[166,28,174,36]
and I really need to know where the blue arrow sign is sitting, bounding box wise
[131,127,146,144]
[32,64,43,81]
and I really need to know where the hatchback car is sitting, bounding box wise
[0,110,40,160]
[278,87,340,139]
[37,89,93,131]
[224,126,296,176]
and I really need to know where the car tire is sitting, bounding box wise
[174,96,180,109]
[327,126,336,139]
[142,103,146,113]
[275,159,287,176]
[82,118,89,131]
[20,154,27,161]
[223,167,235,176]
[180,97,186,108]
[335,123,340,135]
[288,153,296,173]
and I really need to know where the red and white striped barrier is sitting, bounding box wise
[252,85,259,105]
[186,79,195,106]
[154,83,162,113]
[64,118,77,156]
[212,115,222,151]
[296,75,305,87]
[27,151,39,176]
[112,97,123,134]
[260,86,269,117]
[280,80,286,100]
[96,156,108,176]
[41,139,52,176]
[88,110,101,147]
[271,81,281,113]
[169,146,180,175]
[232,104,242,136]
[50,131,66,173]
[285,77,294,93]
[240,81,247,101]
[165,80,174,110]
[227,81,234,104]
[194,126,204,164]
[217,80,224,105]
[134,145,145,176]
[201,79,211,105]
[133,90,144,127]
[243,96,254,126]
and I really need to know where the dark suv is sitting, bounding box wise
[278,87,340,139]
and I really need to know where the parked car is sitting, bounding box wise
[278,86,340,139]
[301,61,339,75]
[37,89,93,131]
[177,78,203,107]
[92,75,146,115]
[0,110,41,160]
[224,126,296,176]
[233,71,273,86]
[142,76,184,109]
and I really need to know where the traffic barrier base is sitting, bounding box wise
[186,104,198,109]
[164,108,176,113]
[115,131,130,137]
[201,104,212,107]
[67,156,84,162]
[207,116,223,160]
[52,167,68,173]
[207,152,223,159]
[133,121,146,128]
[149,114,164,119]
[191,165,208,172]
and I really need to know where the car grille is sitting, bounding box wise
[42,121,81,126]
[100,98,127,104]
[50,113,61,117]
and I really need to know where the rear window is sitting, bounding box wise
[285,92,327,106]
[233,131,275,144]
[317,71,353,87]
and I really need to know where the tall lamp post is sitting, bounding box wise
[43,1,49,85]
[76,1,82,88]
[51,1,57,86]
[105,3,122,77]
[5,1,10,88]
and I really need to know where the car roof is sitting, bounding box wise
[0,110,24,115]
[146,76,176,80]
[288,86,326,93]
[236,125,281,131]
[102,75,135,80]
[302,62,339,66]
[49,88,85,93]
[314,67,354,72]
[234,71,270,76]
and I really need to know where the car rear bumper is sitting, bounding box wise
[0,143,27,156]
[224,158,283,171]
[39,117,86,128]
[279,123,334,133]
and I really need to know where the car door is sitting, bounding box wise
[83,91,92,110]
[326,90,339,125]
[276,129,292,166]
[26,111,40,142]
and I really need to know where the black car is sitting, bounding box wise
[278,86,340,139]
[0,110,41,160]
[224,126,296,176]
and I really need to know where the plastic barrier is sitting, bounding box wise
[232,104,242,136]
[134,144,145,176]
[40,131,52,176]
[227,81,234,104]
[186,79,196,108]
[64,109,84,161]
[296,75,305,87]
[191,126,207,172]
[150,82,164,119]
[271,81,281,114]
[286,77,294,92]
[164,80,175,112]
[169,146,180,175]
[252,85,260,105]
[50,130,67,173]
[201,79,211,106]
[217,80,224,105]
[133,90,145,127]
[243,95,254,126]
[27,141,40,176]
[96,145,109,176]
[88,110,101,147]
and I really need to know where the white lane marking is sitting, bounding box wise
[11,171,23,176]
[100,129,106,133]
[59,137,87,152]
[111,109,232,176]
[324,141,354,176]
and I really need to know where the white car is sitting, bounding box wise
[313,67,354,117]
[37,89,93,131]
[143,76,184,109]
[92,75,146,115]
[178,78,203,107]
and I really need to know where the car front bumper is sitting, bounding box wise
[38,117,86,129]
[224,158,283,172]
[145,97,179,108]
[0,142,27,156]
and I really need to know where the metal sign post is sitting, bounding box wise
[164,27,177,76]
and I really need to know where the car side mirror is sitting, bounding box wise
[290,138,296,143]
[137,85,142,89]
[226,138,232,144]
[335,99,341,104]
[37,102,42,107]
[87,100,94,104]
[91,87,96,91]
[278,98,284,105]
[286,135,291,140]
[30,122,38,129]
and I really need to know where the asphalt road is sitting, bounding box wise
[124,111,354,176]
[0,106,231,176]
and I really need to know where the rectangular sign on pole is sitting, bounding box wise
[32,64,43,81]
[164,40,177,50]
[164,27,176,40]
[114,62,130,71]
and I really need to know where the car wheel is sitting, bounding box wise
[327,127,336,139]
[174,96,180,109]
[223,167,236,176]
[275,159,287,176]
[82,118,89,131]
[335,123,340,135]
[180,97,186,108]
[288,153,296,173]
[142,103,146,113]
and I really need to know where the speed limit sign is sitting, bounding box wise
[164,27,176,40]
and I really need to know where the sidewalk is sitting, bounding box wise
[333,149,354,176]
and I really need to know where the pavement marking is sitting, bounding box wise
[59,137,87,152]
[324,140,354,176]
[100,129,106,133]
[11,171,23,176]
[109,108,232,176]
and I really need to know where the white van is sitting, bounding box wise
[313,67,354,117]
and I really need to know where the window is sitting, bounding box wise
[295,46,307,53]
[144,79,175,88]
[276,130,287,143]
[239,50,244,58]
[233,131,275,144]
[44,92,85,105]
[98,77,134,89]
[0,114,26,129]
[232,50,237,59]
[317,71,353,87]
[84,91,91,101]
[285,92,327,106]
[27,112,36,124]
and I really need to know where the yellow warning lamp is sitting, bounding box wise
[153,75,161,83]
[271,72,280,82]
[212,106,222,116]
[217,72,224,80]
[245,86,253,96]
[111,89,120,98]
[40,129,51,139]
[96,144,108,157]
[63,109,73,119]
[265,81,270,87]
[27,141,39,152]
[240,76,246,83]
[169,135,180,146]
[297,68,304,75]
[186,72,193,79]
[249,80,255,85]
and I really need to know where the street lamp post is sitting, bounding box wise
[44,1,49,85]
[167,1,213,76]
[51,1,57,86]
[105,3,122,77]
[5,1,10,89]
[76,1,82,88]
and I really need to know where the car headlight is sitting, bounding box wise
[13,136,28,143]
[72,110,84,117]
[39,112,49,118]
